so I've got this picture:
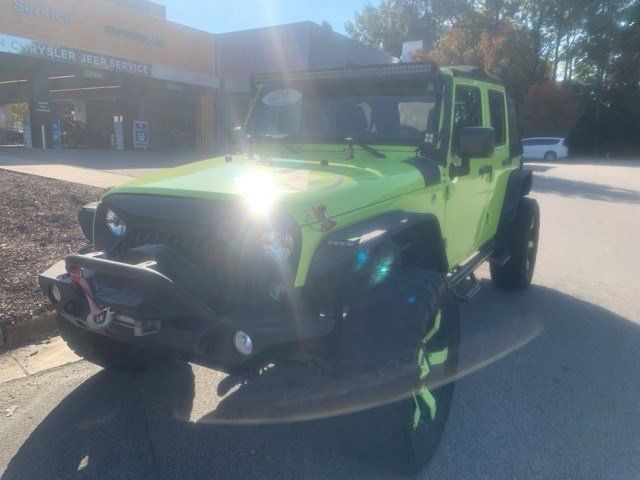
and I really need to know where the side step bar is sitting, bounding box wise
[489,247,511,267]
[455,272,481,302]
[450,246,511,302]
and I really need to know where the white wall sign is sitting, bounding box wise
[36,100,50,113]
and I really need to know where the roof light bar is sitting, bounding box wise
[252,61,439,86]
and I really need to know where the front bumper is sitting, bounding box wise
[39,252,336,373]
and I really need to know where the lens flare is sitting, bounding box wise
[233,171,279,215]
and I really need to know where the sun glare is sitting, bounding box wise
[233,171,279,216]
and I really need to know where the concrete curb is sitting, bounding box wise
[1,312,58,350]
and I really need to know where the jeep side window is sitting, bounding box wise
[488,89,506,146]
[453,85,482,154]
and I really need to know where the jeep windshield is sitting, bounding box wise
[245,82,438,146]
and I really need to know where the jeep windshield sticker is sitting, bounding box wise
[262,89,303,106]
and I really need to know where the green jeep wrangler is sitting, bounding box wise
[39,61,538,474]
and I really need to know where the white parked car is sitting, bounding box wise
[521,137,569,161]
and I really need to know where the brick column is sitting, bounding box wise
[27,70,52,149]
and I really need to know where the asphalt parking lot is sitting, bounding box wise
[1,157,639,479]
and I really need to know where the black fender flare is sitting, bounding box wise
[499,168,533,229]
[78,202,99,243]
[305,211,447,281]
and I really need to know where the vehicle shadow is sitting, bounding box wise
[3,283,640,480]
[532,174,640,204]
[522,164,556,173]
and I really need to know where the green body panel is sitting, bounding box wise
[441,74,517,268]
[101,68,520,288]
[109,145,426,226]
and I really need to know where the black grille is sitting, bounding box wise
[96,194,302,311]
[121,229,216,265]
[115,227,269,307]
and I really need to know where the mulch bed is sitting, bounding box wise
[0,170,105,326]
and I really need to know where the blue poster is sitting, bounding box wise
[134,121,149,149]
[114,120,124,150]
[50,118,61,150]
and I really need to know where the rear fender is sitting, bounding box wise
[498,169,533,229]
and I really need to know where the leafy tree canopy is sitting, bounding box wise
[346,0,640,153]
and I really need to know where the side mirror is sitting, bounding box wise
[458,126,495,158]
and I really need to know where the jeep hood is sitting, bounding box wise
[109,152,427,226]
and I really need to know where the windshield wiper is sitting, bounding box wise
[345,137,387,159]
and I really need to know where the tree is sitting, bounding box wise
[522,81,580,137]
[572,0,635,152]
[346,0,640,153]
[610,2,640,112]
[345,0,472,56]
[475,0,521,27]
[413,21,546,104]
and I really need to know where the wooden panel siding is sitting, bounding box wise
[0,0,214,74]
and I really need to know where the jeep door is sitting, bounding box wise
[443,81,492,266]
[480,86,513,243]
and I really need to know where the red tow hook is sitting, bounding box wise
[68,266,102,317]
[312,203,336,232]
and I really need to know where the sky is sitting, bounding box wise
[162,0,372,35]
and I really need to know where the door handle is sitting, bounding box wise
[446,183,456,199]
[501,158,513,166]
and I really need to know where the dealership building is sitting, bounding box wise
[0,0,393,152]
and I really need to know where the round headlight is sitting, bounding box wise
[260,226,293,262]
[106,209,126,237]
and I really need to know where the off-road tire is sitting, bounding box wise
[491,197,540,289]
[544,151,557,162]
[333,268,460,475]
[56,314,166,370]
